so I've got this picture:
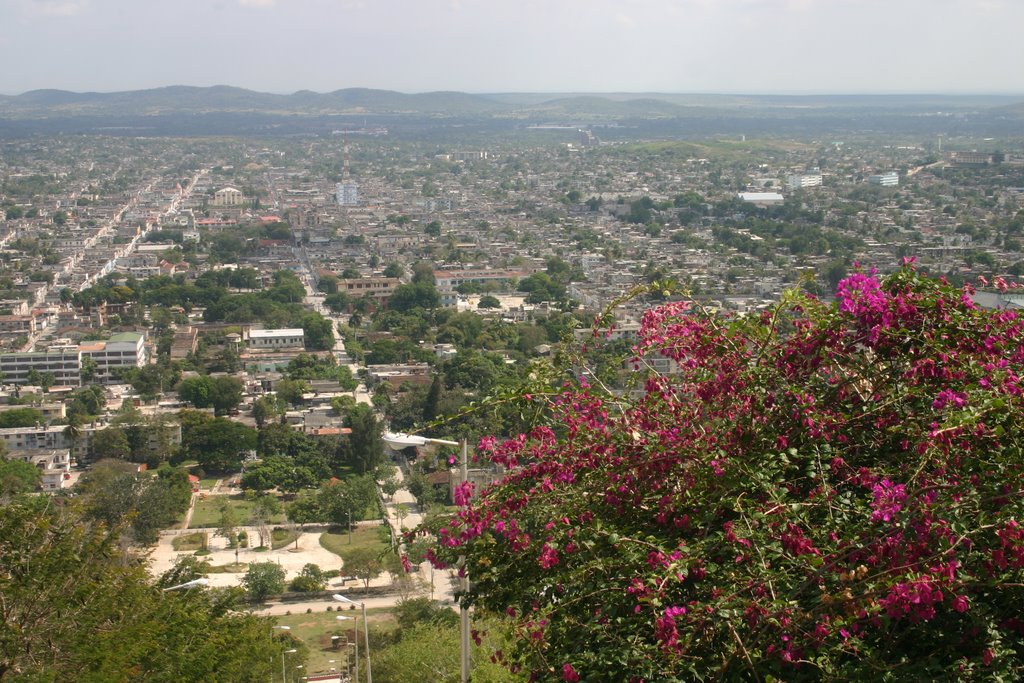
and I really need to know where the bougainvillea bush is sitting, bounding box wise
[431,265,1024,681]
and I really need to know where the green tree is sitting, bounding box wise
[209,375,244,416]
[216,497,239,546]
[302,311,335,350]
[80,356,99,384]
[177,375,213,408]
[242,561,286,603]
[477,294,501,309]
[66,385,105,421]
[275,378,310,406]
[388,282,440,313]
[25,368,55,390]
[317,476,377,525]
[343,546,385,594]
[0,407,45,428]
[324,291,352,313]
[337,404,385,474]
[289,563,326,592]
[89,427,130,460]
[248,493,281,547]
[423,374,443,423]
[0,456,41,497]
[0,499,288,681]
[287,491,322,527]
[182,417,257,472]
[252,394,286,428]
[78,459,191,544]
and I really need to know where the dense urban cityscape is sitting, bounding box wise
[0,95,1022,680]
[3,0,1024,680]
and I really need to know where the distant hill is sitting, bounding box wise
[1,86,1021,121]
[0,86,507,118]
[989,101,1024,118]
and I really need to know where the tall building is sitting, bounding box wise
[79,332,147,384]
[335,182,359,206]
[212,187,244,206]
[868,172,899,187]
[787,174,823,190]
[0,346,82,386]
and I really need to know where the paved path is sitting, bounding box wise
[151,526,356,588]
[149,464,453,603]
[378,464,455,604]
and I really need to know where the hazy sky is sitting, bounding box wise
[1,0,1022,95]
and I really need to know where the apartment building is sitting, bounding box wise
[0,314,36,339]
[8,449,71,490]
[0,346,82,386]
[868,172,900,187]
[80,332,147,383]
[787,173,823,190]
[337,276,400,301]
[248,328,305,350]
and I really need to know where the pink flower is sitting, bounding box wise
[562,663,581,682]
[870,479,907,523]
[453,481,474,506]
[952,595,969,613]
[538,544,560,569]
[932,389,968,410]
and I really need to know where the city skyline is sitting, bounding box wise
[2,0,1023,96]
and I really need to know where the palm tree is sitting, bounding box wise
[63,415,83,463]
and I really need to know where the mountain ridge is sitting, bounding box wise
[1,86,1021,120]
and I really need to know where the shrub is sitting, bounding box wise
[432,266,1024,681]
[288,563,326,592]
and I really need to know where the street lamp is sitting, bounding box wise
[282,649,296,683]
[382,432,470,683]
[334,595,371,683]
[271,624,292,682]
[336,615,358,682]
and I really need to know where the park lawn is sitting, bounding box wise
[271,528,300,550]
[274,607,396,678]
[171,532,208,551]
[319,524,390,563]
[188,493,286,528]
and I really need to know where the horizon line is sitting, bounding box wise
[2,85,1023,99]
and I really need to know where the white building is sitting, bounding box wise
[738,192,785,207]
[79,332,147,384]
[868,172,899,187]
[8,449,71,490]
[335,182,359,206]
[787,174,823,190]
[248,328,305,350]
[0,346,82,386]
[212,187,244,207]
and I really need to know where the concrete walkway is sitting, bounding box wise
[151,525,350,588]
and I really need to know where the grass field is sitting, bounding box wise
[189,494,287,528]
[271,528,300,550]
[319,524,391,562]
[171,532,207,551]
[274,607,396,677]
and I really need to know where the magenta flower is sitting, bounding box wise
[870,479,907,523]
[538,543,560,569]
[932,389,968,410]
[562,663,581,682]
